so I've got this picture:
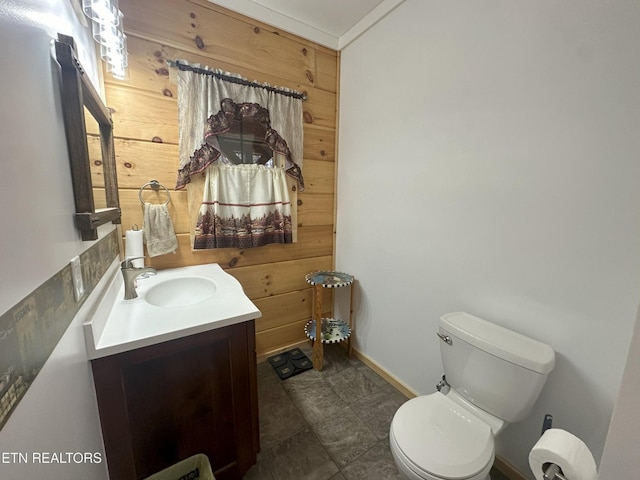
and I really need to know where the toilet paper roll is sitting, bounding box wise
[529,428,597,480]
[125,229,144,267]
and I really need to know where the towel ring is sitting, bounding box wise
[139,180,171,206]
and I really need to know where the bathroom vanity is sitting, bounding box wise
[84,263,261,480]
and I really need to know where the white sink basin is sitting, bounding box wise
[144,276,217,307]
[84,263,262,359]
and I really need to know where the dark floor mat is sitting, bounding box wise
[267,348,313,379]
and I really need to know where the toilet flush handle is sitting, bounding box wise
[437,332,452,345]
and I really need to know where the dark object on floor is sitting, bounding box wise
[267,348,313,379]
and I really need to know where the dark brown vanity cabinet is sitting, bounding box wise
[91,321,259,480]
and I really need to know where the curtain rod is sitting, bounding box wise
[167,60,307,101]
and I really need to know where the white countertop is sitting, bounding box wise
[83,262,262,359]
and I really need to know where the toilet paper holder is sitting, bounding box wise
[543,463,567,480]
[540,414,568,480]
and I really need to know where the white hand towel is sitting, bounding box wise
[143,203,178,257]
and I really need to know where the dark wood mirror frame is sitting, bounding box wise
[55,34,121,241]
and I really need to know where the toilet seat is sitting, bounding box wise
[390,393,495,480]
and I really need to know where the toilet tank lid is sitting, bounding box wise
[440,312,555,374]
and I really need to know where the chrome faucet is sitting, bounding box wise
[120,257,157,300]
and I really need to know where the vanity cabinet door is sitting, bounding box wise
[91,320,259,480]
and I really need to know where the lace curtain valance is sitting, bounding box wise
[175,63,304,189]
[176,98,304,191]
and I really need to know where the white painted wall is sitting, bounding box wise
[0,0,101,316]
[0,1,109,478]
[599,305,640,478]
[337,0,640,475]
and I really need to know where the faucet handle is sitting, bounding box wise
[121,256,145,268]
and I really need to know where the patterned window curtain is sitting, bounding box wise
[195,164,292,249]
[174,63,304,249]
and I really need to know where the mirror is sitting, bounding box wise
[55,34,121,241]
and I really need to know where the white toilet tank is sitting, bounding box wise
[439,312,555,423]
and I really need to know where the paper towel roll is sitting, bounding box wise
[529,428,597,480]
[125,229,144,267]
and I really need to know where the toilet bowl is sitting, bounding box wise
[390,312,555,480]
[390,393,494,480]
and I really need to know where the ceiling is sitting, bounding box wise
[208,0,405,50]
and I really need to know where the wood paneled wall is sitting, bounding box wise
[96,0,339,357]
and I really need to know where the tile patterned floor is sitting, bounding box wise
[245,343,509,480]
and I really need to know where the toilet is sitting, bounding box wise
[390,312,555,480]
